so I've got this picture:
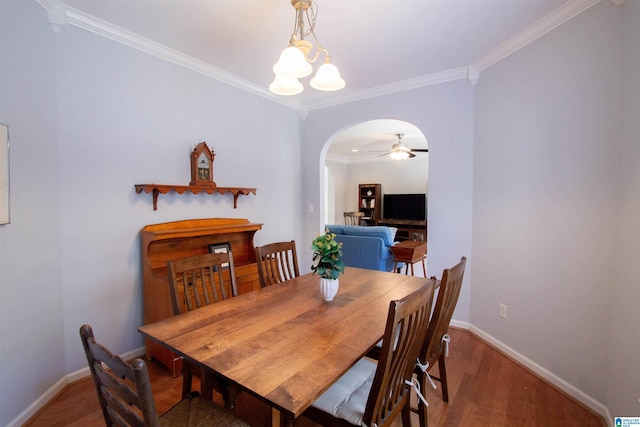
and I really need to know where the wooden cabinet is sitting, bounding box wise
[378,219,427,242]
[358,184,381,225]
[140,218,262,375]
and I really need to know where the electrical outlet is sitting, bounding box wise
[308,204,314,213]
[499,303,507,319]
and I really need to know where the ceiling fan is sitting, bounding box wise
[373,134,429,159]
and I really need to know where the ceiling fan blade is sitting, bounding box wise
[377,152,392,157]
[409,148,429,152]
[408,152,416,158]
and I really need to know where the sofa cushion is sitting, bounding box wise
[343,226,394,247]
[325,224,345,235]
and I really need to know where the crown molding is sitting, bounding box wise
[34,1,303,110]
[64,6,303,109]
[35,0,67,32]
[305,66,469,111]
[472,0,603,72]
[34,0,608,113]
[467,65,480,86]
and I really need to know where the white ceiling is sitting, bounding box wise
[327,119,428,163]
[39,0,599,160]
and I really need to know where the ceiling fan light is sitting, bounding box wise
[273,45,313,78]
[389,150,409,161]
[269,74,304,95]
[310,60,345,91]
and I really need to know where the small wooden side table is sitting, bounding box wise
[391,240,427,276]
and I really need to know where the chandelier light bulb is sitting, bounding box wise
[310,59,345,91]
[273,45,312,78]
[269,74,304,96]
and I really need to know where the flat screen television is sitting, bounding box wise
[383,194,427,221]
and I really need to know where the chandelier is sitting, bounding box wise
[269,0,345,96]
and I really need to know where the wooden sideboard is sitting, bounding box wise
[378,219,427,242]
[140,218,263,375]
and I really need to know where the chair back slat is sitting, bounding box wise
[80,325,159,427]
[168,252,238,315]
[344,211,365,225]
[80,324,250,427]
[363,283,434,427]
[255,240,299,287]
[420,256,466,366]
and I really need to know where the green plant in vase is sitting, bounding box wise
[311,230,345,280]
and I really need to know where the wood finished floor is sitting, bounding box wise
[25,328,606,427]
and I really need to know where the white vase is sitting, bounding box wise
[319,278,339,301]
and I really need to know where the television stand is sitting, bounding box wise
[378,219,427,242]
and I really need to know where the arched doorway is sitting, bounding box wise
[323,119,429,227]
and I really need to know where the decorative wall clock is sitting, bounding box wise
[190,141,216,187]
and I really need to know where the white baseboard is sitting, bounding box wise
[449,319,470,330]
[6,376,69,427]
[467,325,613,427]
[10,329,615,427]
[7,346,145,427]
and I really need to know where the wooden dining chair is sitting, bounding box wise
[302,282,434,427]
[413,256,466,427]
[254,240,300,287]
[167,252,239,407]
[79,325,249,427]
[344,211,365,225]
[168,252,238,315]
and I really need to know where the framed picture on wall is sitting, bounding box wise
[0,123,9,224]
[208,242,231,269]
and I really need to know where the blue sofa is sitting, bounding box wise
[325,225,397,272]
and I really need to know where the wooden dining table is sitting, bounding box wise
[138,267,435,426]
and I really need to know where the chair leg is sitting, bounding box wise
[438,353,449,402]
[401,396,412,426]
[416,371,429,427]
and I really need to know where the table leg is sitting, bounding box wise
[272,407,294,427]
[200,367,214,401]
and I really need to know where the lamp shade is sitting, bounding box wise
[310,61,345,91]
[273,46,313,78]
[269,74,304,96]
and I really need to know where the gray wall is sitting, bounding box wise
[2,0,639,424]
[473,0,635,416]
[0,1,301,425]
[608,0,640,417]
[0,1,65,422]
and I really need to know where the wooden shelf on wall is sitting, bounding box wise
[135,184,256,211]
